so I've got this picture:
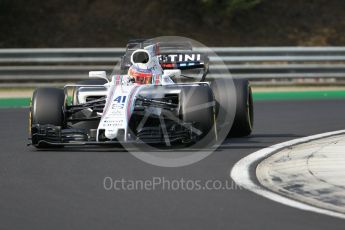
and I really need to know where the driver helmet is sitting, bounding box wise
[128,65,153,84]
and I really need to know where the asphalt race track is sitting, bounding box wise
[1,100,345,230]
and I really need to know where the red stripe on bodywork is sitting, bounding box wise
[101,84,116,122]
[126,86,139,120]
[115,75,121,85]
[155,74,160,85]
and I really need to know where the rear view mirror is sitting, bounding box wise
[89,71,109,82]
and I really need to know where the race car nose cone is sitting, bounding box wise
[105,129,118,140]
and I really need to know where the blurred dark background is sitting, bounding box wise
[1,0,345,47]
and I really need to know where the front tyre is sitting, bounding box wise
[210,78,253,138]
[180,85,217,146]
[30,88,66,148]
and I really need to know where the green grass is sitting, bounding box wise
[253,90,345,101]
[0,98,31,108]
[1,90,345,108]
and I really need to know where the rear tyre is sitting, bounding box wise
[30,88,66,148]
[229,79,253,137]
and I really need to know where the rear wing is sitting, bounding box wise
[120,39,209,72]
[159,52,209,70]
[120,51,209,71]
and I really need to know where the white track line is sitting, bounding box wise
[230,129,345,219]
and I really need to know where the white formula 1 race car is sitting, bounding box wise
[29,40,253,148]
